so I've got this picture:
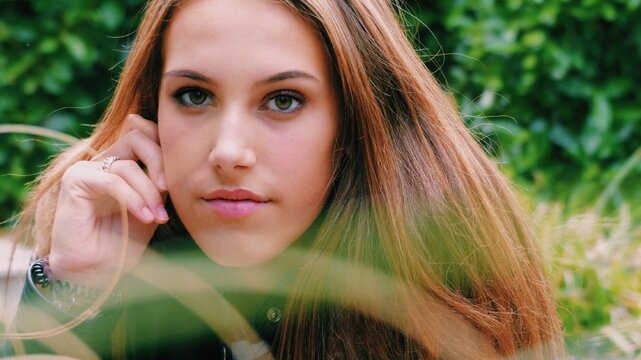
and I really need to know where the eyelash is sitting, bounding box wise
[171,87,306,114]
[262,90,305,114]
[172,87,212,108]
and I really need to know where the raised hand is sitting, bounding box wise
[48,114,168,288]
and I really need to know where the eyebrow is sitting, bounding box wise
[258,71,319,85]
[163,69,319,85]
[164,70,212,82]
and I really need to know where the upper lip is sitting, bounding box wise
[202,189,269,202]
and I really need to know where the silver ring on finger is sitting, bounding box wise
[101,156,121,174]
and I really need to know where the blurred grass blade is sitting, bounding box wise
[0,124,79,145]
[593,146,641,215]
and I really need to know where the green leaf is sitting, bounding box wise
[22,77,39,95]
[50,59,73,83]
[614,103,641,124]
[521,54,538,70]
[42,73,65,94]
[627,0,641,10]
[37,37,59,54]
[0,21,10,41]
[589,94,612,132]
[580,93,612,156]
[99,2,124,31]
[2,53,38,83]
[603,77,632,98]
[61,33,89,62]
[551,124,581,159]
[522,30,546,49]
[602,3,617,21]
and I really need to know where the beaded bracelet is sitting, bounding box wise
[29,256,121,315]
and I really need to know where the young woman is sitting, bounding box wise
[4,0,564,358]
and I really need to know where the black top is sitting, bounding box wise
[3,240,289,359]
[3,236,423,359]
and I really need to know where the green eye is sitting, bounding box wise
[187,90,208,105]
[265,92,303,113]
[174,88,212,107]
[274,95,293,110]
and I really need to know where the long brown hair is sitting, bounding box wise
[15,0,564,358]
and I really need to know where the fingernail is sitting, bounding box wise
[142,207,155,222]
[156,205,169,221]
[158,173,168,190]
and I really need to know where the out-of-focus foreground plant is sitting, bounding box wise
[535,202,641,358]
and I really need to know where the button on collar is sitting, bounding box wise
[266,307,281,323]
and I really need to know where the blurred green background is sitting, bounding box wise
[1,0,640,357]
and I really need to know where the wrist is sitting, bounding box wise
[48,253,115,289]
[30,256,122,316]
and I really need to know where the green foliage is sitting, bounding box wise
[535,202,641,357]
[408,0,641,209]
[0,0,145,223]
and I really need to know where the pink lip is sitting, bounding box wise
[202,189,269,218]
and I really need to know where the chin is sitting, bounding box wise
[191,234,287,268]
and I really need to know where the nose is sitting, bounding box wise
[208,112,256,173]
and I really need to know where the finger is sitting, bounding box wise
[107,159,168,222]
[98,130,167,190]
[121,114,159,143]
[63,163,158,225]
[101,175,157,225]
[122,133,167,190]
[91,114,158,160]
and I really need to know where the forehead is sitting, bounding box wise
[163,0,328,76]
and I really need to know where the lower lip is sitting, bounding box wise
[203,199,267,218]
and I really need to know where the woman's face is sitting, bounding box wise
[158,0,338,266]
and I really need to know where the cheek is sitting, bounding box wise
[275,125,336,206]
[158,124,182,182]
[157,109,201,188]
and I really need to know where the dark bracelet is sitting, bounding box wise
[30,256,52,288]
[29,256,121,316]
